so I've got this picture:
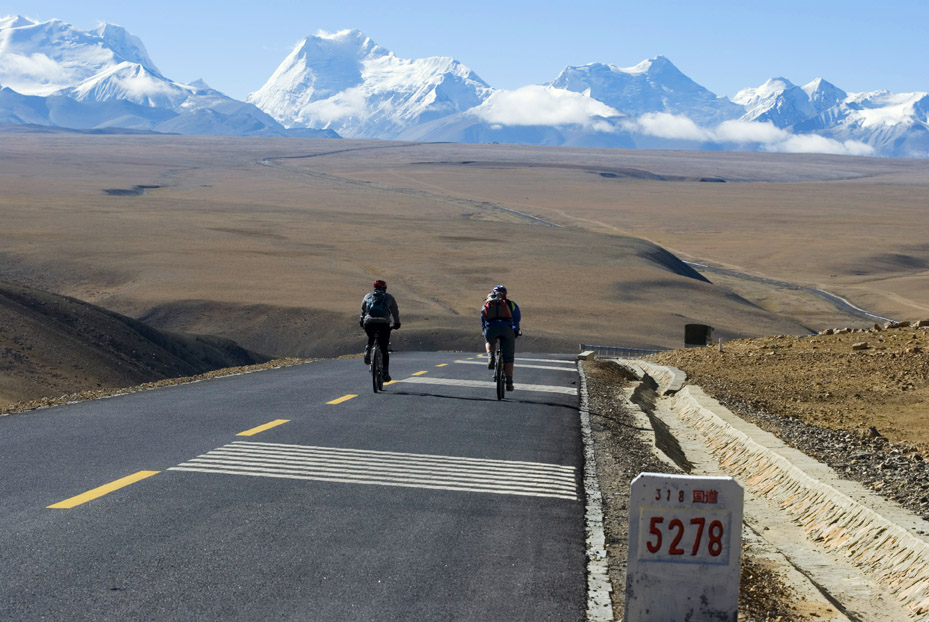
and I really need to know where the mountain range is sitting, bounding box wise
[1,16,927,157]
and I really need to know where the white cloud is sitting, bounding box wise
[769,134,875,156]
[301,87,369,124]
[622,112,713,141]
[473,85,621,129]
[714,119,788,144]
[625,114,876,156]
[467,89,877,156]
[0,53,69,94]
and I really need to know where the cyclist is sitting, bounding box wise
[481,285,521,391]
[360,280,400,382]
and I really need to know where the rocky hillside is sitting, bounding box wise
[0,280,269,410]
[652,320,929,521]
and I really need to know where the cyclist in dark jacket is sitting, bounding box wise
[360,279,400,382]
[481,285,521,391]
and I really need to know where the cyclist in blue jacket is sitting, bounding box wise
[481,285,521,391]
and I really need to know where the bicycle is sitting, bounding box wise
[370,344,384,393]
[492,336,505,400]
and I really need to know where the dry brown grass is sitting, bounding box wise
[308,145,929,323]
[2,134,927,371]
[653,323,929,454]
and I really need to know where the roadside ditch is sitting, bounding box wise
[582,357,929,621]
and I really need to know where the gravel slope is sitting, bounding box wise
[651,323,929,523]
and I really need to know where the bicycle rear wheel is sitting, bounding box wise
[371,347,382,393]
[494,341,505,400]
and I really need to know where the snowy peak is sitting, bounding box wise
[802,78,848,113]
[0,16,157,96]
[735,76,848,118]
[92,22,159,74]
[0,15,33,29]
[300,29,388,64]
[271,29,387,101]
[248,29,492,138]
[549,56,740,125]
[63,61,193,108]
[735,77,819,126]
[0,15,292,137]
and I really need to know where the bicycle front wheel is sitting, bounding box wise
[371,348,382,393]
[494,344,505,400]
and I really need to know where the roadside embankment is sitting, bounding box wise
[619,359,929,620]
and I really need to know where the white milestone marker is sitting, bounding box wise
[625,473,743,621]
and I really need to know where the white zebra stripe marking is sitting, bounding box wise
[516,358,576,364]
[398,376,576,395]
[455,360,577,372]
[169,441,578,500]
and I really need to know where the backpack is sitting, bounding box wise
[367,290,390,319]
[483,297,512,321]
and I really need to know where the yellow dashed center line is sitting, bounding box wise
[48,471,160,509]
[327,394,357,405]
[412,371,428,376]
[237,419,290,436]
[436,363,448,367]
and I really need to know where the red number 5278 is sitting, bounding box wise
[639,510,730,564]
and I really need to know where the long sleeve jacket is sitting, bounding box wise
[360,291,400,325]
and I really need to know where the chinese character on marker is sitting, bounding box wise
[693,490,706,503]
[707,490,719,503]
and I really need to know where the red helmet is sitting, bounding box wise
[373,280,387,290]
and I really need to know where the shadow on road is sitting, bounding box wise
[388,390,580,411]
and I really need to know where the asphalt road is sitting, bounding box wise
[0,351,585,621]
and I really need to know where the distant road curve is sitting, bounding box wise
[259,151,560,228]
[259,148,892,323]
[685,261,897,324]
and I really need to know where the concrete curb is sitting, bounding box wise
[609,359,686,395]
[672,383,929,618]
[577,362,614,621]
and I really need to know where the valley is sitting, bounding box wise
[2,134,928,408]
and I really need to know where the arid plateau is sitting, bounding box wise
[2,133,929,409]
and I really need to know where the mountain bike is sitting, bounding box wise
[370,345,384,393]
[492,336,505,400]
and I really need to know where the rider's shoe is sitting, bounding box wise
[506,377,514,391]
[383,371,392,382]
[363,347,371,365]
[487,354,495,369]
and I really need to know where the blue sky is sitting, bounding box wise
[8,0,928,101]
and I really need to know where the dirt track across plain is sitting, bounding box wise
[3,135,927,367]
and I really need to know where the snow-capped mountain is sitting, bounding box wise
[248,29,493,139]
[732,77,929,156]
[792,90,929,157]
[550,56,742,126]
[0,16,325,137]
[249,35,927,157]
[1,15,926,157]
[734,77,848,127]
[0,16,159,96]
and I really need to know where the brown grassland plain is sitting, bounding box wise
[2,134,929,402]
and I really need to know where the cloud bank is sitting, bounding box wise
[472,85,622,132]
[622,113,875,156]
[469,89,874,155]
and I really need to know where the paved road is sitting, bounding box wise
[0,352,585,621]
